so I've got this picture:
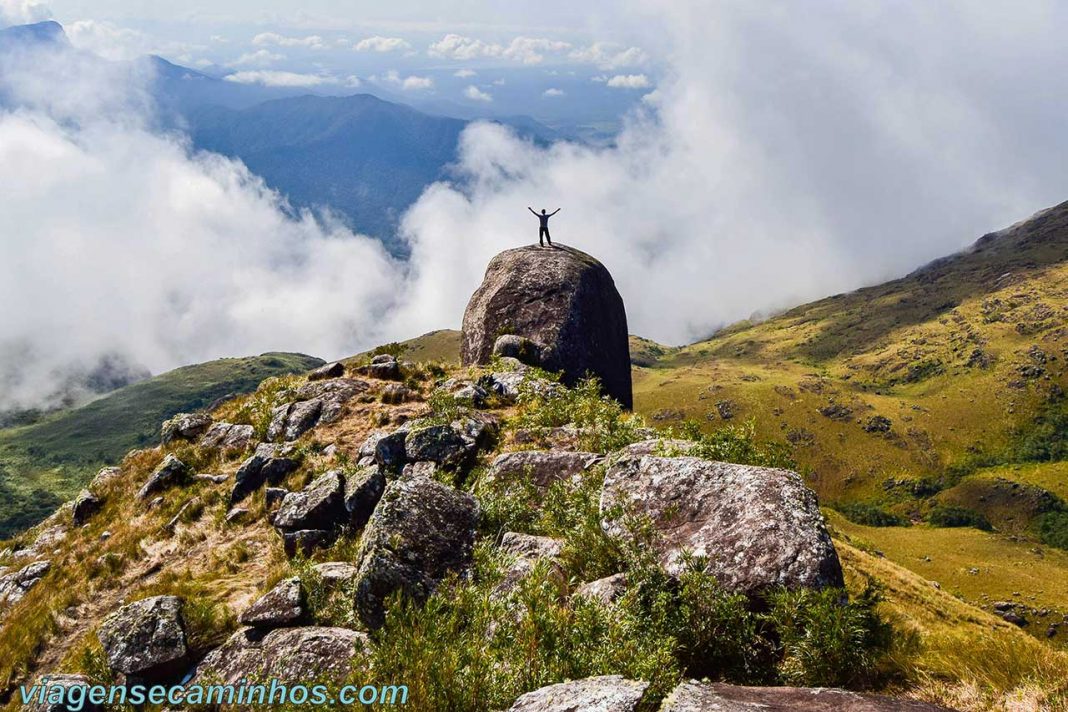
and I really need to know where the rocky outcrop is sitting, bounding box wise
[192,627,367,688]
[601,455,843,596]
[507,675,649,712]
[160,412,213,445]
[136,455,190,501]
[356,354,403,381]
[199,422,255,451]
[353,477,479,629]
[308,361,345,381]
[487,450,602,490]
[574,573,628,605]
[97,595,188,682]
[273,470,346,533]
[266,378,370,442]
[343,465,385,530]
[238,577,304,628]
[659,681,952,711]
[71,489,102,527]
[0,560,50,608]
[461,245,633,408]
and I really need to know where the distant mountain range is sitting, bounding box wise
[1,22,564,254]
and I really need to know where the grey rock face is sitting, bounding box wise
[353,477,479,629]
[192,626,368,688]
[462,245,632,409]
[601,455,843,596]
[405,424,473,469]
[23,674,101,712]
[71,489,102,527]
[0,560,50,608]
[160,412,213,445]
[507,675,649,712]
[97,595,188,682]
[487,450,602,490]
[492,334,543,366]
[282,529,336,558]
[344,466,386,530]
[273,470,346,532]
[659,681,953,711]
[308,361,346,381]
[357,354,403,381]
[267,378,370,442]
[373,430,408,470]
[89,466,122,490]
[574,573,628,606]
[312,561,359,588]
[239,577,304,628]
[381,383,411,404]
[136,455,190,501]
[265,487,289,508]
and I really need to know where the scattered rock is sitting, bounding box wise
[659,680,952,711]
[381,383,412,404]
[819,402,853,421]
[374,430,409,471]
[191,627,367,689]
[357,354,403,381]
[405,423,474,470]
[267,379,371,442]
[601,455,843,596]
[437,379,487,407]
[344,465,386,530]
[312,561,359,588]
[507,675,648,712]
[1000,611,1028,627]
[308,361,346,381]
[89,466,122,490]
[231,444,298,505]
[239,577,304,628]
[195,474,229,485]
[0,560,50,608]
[136,455,190,501]
[574,573,628,605]
[715,399,736,420]
[199,422,255,452]
[353,477,479,629]
[864,415,893,433]
[274,470,346,533]
[224,507,248,524]
[71,489,102,527]
[492,334,543,366]
[98,595,188,683]
[160,412,213,445]
[461,245,633,408]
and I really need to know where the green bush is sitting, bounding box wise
[926,505,992,531]
[1036,511,1068,550]
[672,420,796,470]
[513,375,646,453]
[835,502,909,527]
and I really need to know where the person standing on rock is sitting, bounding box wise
[528,206,560,247]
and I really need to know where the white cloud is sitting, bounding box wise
[230,49,284,67]
[65,20,152,61]
[251,32,327,50]
[453,68,477,78]
[429,34,570,64]
[225,70,337,87]
[0,0,49,28]
[377,70,433,91]
[606,73,651,89]
[464,85,492,102]
[543,87,564,97]
[570,42,648,69]
[353,35,411,52]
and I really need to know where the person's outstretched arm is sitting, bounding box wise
[549,208,561,216]
[528,207,538,216]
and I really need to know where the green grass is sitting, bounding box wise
[0,352,322,536]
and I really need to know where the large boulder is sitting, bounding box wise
[344,465,386,530]
[97,595,188,683]
[353,477,479,629]
[273,470,346,533]
[136,455,190,500]
[230,444,298,505]
[71,489,102,527]
[238,577,304,628]
[601,455,843,596]
[191,626,367,689]
[461,245,632,409]
[160,412,213,445]
[199,422,255,451]
[266,378,370,442]
[0,560,50,608]
[659,681,953,711]
[508,676,649,712]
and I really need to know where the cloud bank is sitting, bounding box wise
[5,0,1068,413]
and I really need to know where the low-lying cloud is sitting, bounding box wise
[5,0,1068,413]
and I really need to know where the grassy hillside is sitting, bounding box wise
[0,353,322,536]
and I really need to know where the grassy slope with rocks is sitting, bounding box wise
[0,353,1065,711]
[0,353,323,537]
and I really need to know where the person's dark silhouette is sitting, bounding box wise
[528,206,560,246]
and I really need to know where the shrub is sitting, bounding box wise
[926,506,992,531]
[836,502,909,527]
[513,375,646,453]
[671,420,796,470]
[1035,511,1068,551]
